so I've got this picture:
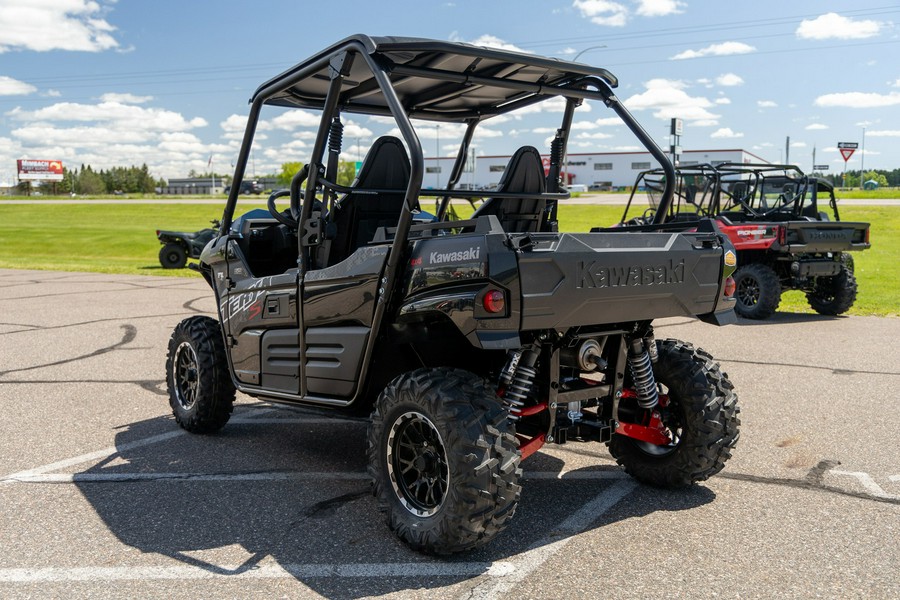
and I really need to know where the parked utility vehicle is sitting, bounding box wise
[156,220,220,269]
[165,35,740,554]
[619,163,870,319]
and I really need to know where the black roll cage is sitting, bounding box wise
[221,35,678,245]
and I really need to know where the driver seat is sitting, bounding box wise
[325,136,411,266]
[470,146,546,233]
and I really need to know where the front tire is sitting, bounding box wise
[165,316,235,433]
[609,339,740,488]
[159,243,187,269]
[734,263,781,319]
[367,368,521,555]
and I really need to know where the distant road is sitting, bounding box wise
[2,194,898,206]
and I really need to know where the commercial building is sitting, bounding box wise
[423,148,769,191]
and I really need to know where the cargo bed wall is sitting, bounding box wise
[781,221,870,253]
[517,232,724,329]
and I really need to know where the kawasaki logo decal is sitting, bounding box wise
[576,259,685,288]
[428,247,481,264]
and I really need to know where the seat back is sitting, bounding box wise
[326,136,411,266]
[471,146,546,233]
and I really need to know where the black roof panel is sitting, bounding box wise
[252,35,618,122]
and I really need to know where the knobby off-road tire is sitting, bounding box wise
[367,368,522,555]
[733,263,781,319]
[807,257,858,316]
[165,316,235,433]
[159,243,188,269]
[609,339,740,488]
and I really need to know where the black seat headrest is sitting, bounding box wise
[354,136,410,190]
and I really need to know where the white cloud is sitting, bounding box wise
[99,93,152,104]
[867,130,900,137]
[452,33,531,53]
[711,128,744,139]
[634,0,685,17]
[891,79,900,88]
[790,141,807,148]
[573,0,629,27]
[624,79,720,124]
[796,13,883,40]
[0,76,36,96]
[671,42,756,60]
[814,91,900,108]
[5,97,220,178]
[0,0,120,53]
[691,119,719,127]
[575,131,613,139]
[269,110,321,130]
[715,73,744,87]
[8,101,207,130]
[757,100,778,108]
[714,98,732,105]
[561,47,577,55]
[805,123,829,130]
[593,117,622,126]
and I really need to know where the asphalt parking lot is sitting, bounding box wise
[0,268,897,599]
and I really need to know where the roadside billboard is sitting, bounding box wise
[17,159,64,181]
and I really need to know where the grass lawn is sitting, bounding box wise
[0,201,896,316]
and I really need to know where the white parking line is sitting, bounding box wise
[829,470,900,500]
[462,479,638,600]
[0,408,276,485]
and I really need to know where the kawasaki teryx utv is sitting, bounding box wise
[165,35,740,554]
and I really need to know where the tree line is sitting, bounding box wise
[19,164,166,195]
[817,168,900,188]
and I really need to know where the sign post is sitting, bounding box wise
[670,118,683,165]
[837,142,858,188]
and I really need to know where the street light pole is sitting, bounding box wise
[860,126,866,190]
[573,44,608,62]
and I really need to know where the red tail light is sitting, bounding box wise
[155,230,160,236]
[724,276,736,298]
[776,225,786,246]
[483,290,505,314]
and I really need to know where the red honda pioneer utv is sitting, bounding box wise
[165,35,740,554]
[619,163,870,319]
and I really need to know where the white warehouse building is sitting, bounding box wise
[423,148,770,191]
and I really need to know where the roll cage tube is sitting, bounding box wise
[436,119,478,221]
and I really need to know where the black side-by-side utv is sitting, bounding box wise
[165,35,740,554]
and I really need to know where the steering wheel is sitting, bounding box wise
[267,190,297,228]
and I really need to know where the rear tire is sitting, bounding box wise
[733,263,781,319]
[807,260,857,315]
[165,316,235,433]
[159,244,187,269]
[609,339,740,488]
[367,368,521,555]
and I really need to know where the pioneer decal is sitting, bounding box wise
[577,259,685,289]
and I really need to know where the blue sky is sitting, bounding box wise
[1,0,898,184]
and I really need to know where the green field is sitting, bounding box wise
[0,201,897,316]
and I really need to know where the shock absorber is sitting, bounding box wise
[627,336,659,409]
[499,348,539,421]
